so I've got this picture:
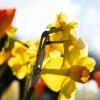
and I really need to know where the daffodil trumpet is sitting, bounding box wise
[41,65,90,83]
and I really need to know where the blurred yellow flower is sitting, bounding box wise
[6,26,17,38]
[8,40,39,79]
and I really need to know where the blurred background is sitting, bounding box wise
[0,0,100,100]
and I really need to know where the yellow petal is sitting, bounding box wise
[29,57,36,65]
[58,80,76,100]
[47,24,56,28]
[56,13,68,27]
[26,48,37,57]
[69,46,80,65]
[8,56,24,67]
[50,31,67,41]
[12,41,27,56]
[62,42,72,69]
[47,13,68,29]
[8,57,17,67]
[75,38,86,50]
[41,57,65,92]
[67,22,78,30]
[6,26,17,37]
[16,65,27,79]
[57,13,68,23]
[78,57,96,71]
[63,42,80,68]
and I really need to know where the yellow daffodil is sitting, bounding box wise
[43,13,79,65]
[41,39,95,100]
[8,40,39,79]
[48,13,78,42]
[58,39,95,100]
[41,13,96,100]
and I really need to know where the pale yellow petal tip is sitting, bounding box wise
[89,58,96,71]
[8,57,16,67]
[16,72,26,80]
[78,57,96,72]
[47,12,68,28]
[75,37,87,50]
[57,12,68,22]
[16,65,27,80]
[69,22,78,29]
[16,75,25,80]
[6,26,17,37]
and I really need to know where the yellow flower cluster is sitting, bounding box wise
[8,40,39,79]
[40,13,96,100]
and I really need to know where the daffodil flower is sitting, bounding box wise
[41,40,95,100]
[8,40,39,79]
[43,12,79,66]
[47,13,78,42]
[40,13,96,100]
